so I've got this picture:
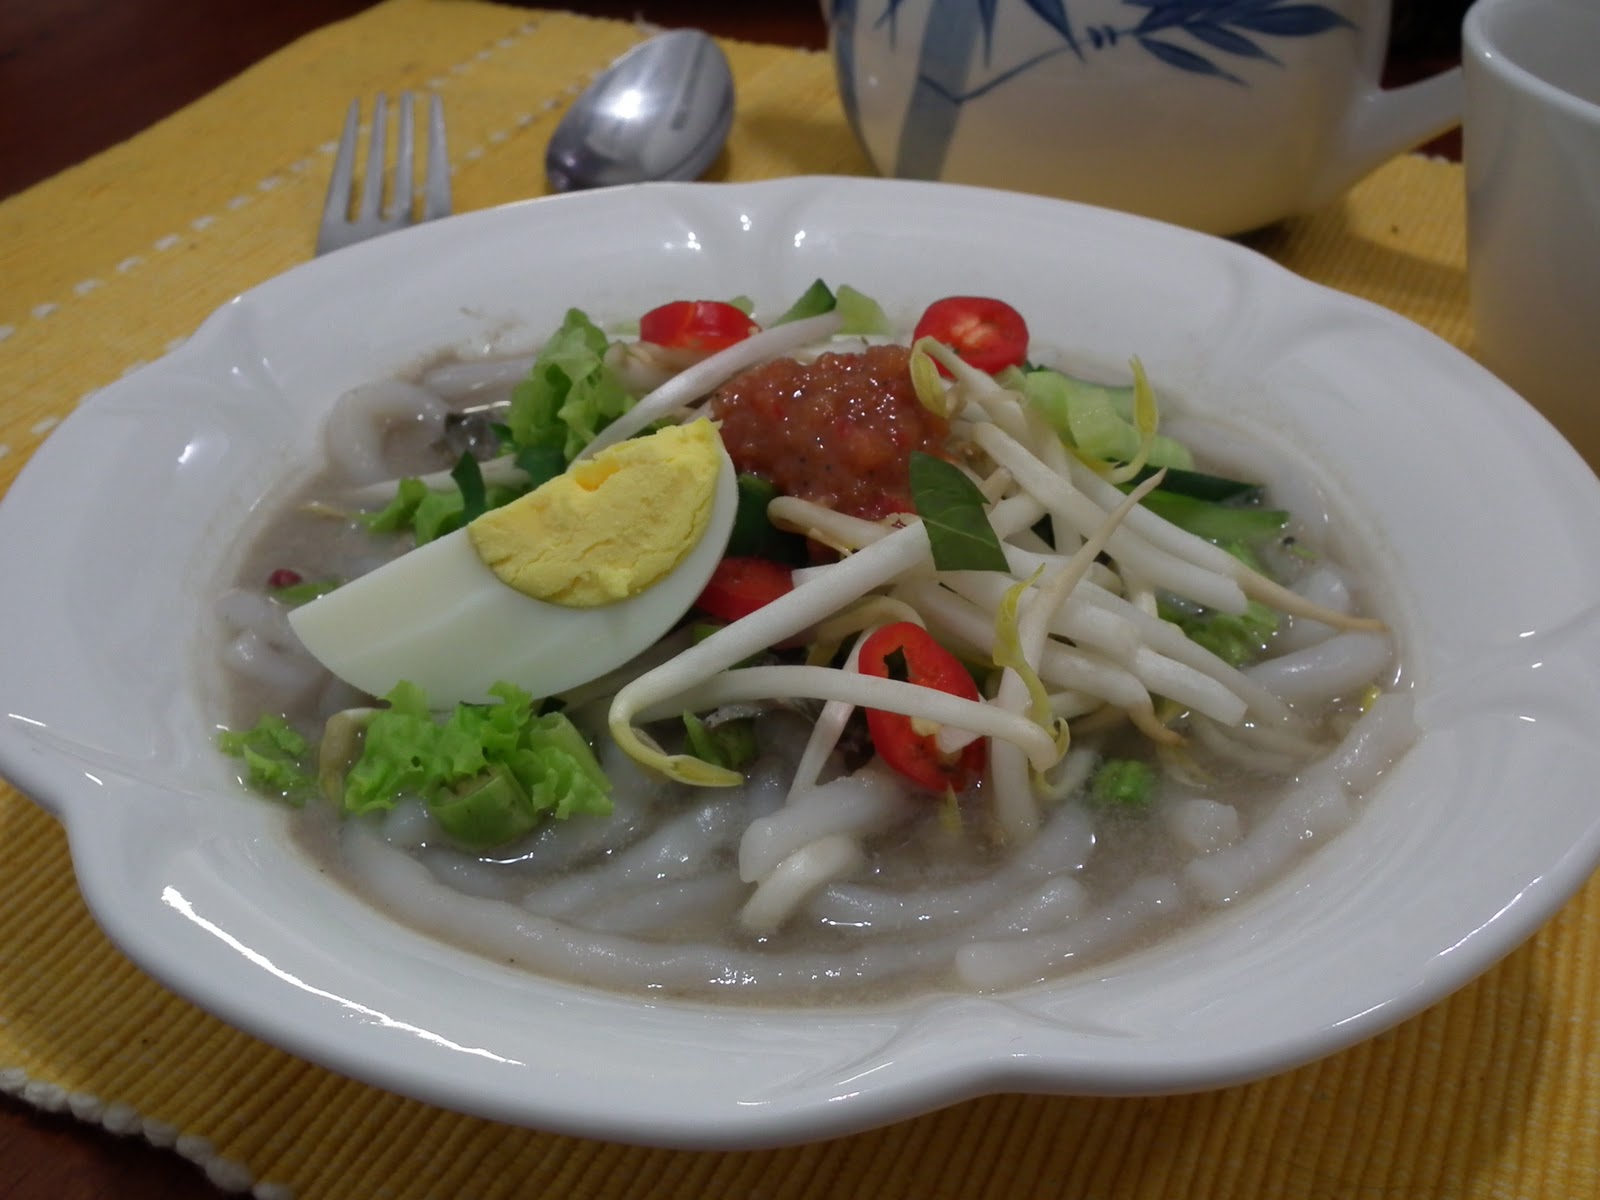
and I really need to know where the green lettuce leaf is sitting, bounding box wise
[1158,542,1282,667]
[357,477,431,535]
[217,714,315,805]
[356,477,526,546]
[1161,597,1280,668]
[341,681,612,850]
[506,307,634,464]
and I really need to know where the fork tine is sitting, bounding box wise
[357,94,388,223]
[392,92,416,222]
[423,94,452,222]
[317,99,361,247]
[318,93,450,255]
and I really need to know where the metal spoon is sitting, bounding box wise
[545,29,735,192]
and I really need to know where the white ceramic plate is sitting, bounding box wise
[4,178,1600,1149]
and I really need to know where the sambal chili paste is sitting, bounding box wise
[709,344,951,521]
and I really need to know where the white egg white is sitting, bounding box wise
[288,443,739,707]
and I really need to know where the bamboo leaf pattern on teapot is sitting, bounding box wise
[828,0,1357,177]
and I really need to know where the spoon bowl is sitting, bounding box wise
[545,29,734,192]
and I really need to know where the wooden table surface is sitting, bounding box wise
[0,1,1464,1195]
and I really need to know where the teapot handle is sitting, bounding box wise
[1306,66,1464,209]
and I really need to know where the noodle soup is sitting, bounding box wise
[212,287,1414,1003]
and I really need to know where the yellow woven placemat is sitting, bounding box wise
[2,2,1596,1197]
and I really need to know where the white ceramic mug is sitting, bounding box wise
[1464,0,1600,471]
[824,0,1462,234]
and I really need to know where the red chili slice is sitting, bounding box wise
[912,296,1029,375]
[694,557,795,623]
[638,300,760,353]
[856,621,986,793]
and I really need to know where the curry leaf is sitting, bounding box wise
[909,451,1010,573]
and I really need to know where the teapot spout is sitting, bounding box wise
[1307,68,1464,209]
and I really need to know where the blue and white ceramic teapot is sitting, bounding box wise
[824,0,1462,234]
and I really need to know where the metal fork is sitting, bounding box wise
[316,93,451,256]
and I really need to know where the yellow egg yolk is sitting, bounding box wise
[467,420,722,608]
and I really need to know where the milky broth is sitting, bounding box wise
[213,342,1414,1004]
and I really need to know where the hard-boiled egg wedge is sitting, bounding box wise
[288,420,737,707]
